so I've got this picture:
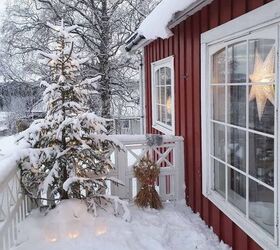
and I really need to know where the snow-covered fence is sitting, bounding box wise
[108,135,185,201]
[0,167,32,250]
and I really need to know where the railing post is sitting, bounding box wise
[174,139,185,201]
[115,149,129,199]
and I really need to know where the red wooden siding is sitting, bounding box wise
[144,0,272,249]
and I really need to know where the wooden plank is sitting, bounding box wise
[220,213,233,246]
[173,25,181,135]
[233,225,248,250]
[247,0,264,11]
[192,12,202,214]
[232,0,246,18]
[202,197,210,225]
[144,46,150,133]
[200,5,209,33]
[219,0,232,24]
[210,204,221,237]
[160,39,164,59]
[164,39,169,58]
[247,237,262,250]
[209,0,219,28]
[185,18,195,209]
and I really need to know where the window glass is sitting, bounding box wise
[213,123,225,161]
[212,49,225,83]
[228,86,246,127]
[214,160,225,197]
[212,86,225,122]
[228,169,246,214]
[228,128,246,172]
[249,133,274,187]
[228,42,247,83]
[248,39,275,134]
[249,180,274,236]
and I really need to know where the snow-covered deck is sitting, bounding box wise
[12,199,229,250]
[0,135,229,250]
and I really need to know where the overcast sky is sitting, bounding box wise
[0,0,7,13]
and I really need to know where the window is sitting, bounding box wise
[202,22,279,249]
[151,56,175,134]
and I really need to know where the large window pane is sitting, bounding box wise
[213,123,225,161]
[249,133,274,187]
[249,180,274,236]
[212,86,225,122]
[212,49,225,83]
[249,84,275,134]
[228,85,246,127]
[214,159,225,197]
[228,128,246,172]
[228,42,247,83]
[228,169,246,214]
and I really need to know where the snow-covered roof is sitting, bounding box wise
[126,0,211,51]
[138,0,197,40]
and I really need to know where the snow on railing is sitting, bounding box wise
[107,135,185,201]
[0,166,32,250]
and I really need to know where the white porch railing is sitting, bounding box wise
[0,134,184,250]
[0,168,32,250]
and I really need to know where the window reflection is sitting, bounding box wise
[249,180,274,236]
[212,86,225,122]
[214,160,225,197]
[213,123,225,161]
[212,49,225,83]
[228,169,246,214]
[228,128,246,172]
[228,86,246,127]
[228,42,247,83]
[249,133,274,187]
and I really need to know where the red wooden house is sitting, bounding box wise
[126,0,279,249]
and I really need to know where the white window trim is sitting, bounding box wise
[151,56,175,135]
[201,1,280,250]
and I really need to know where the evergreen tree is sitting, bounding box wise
[18,21,130,220]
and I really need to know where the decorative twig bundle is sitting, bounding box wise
[134,158,163,209]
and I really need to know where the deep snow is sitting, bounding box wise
[13,199,229,250]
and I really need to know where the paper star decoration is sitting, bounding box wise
[249,46,275,121]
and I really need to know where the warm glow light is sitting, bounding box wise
[95,224,107,236]
[166,96,172,114]
[47,237,57,243]
[249,46,275,120]
[67,231,80,239]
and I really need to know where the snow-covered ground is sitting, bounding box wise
[13,200,229,250]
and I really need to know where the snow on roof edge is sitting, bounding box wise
[137,0,200,40]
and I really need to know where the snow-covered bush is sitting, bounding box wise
[18,21,129,220]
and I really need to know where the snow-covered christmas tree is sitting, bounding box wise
[18,20,129,220]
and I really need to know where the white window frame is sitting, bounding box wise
[151,56,175,135]
[201,1,280,249]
